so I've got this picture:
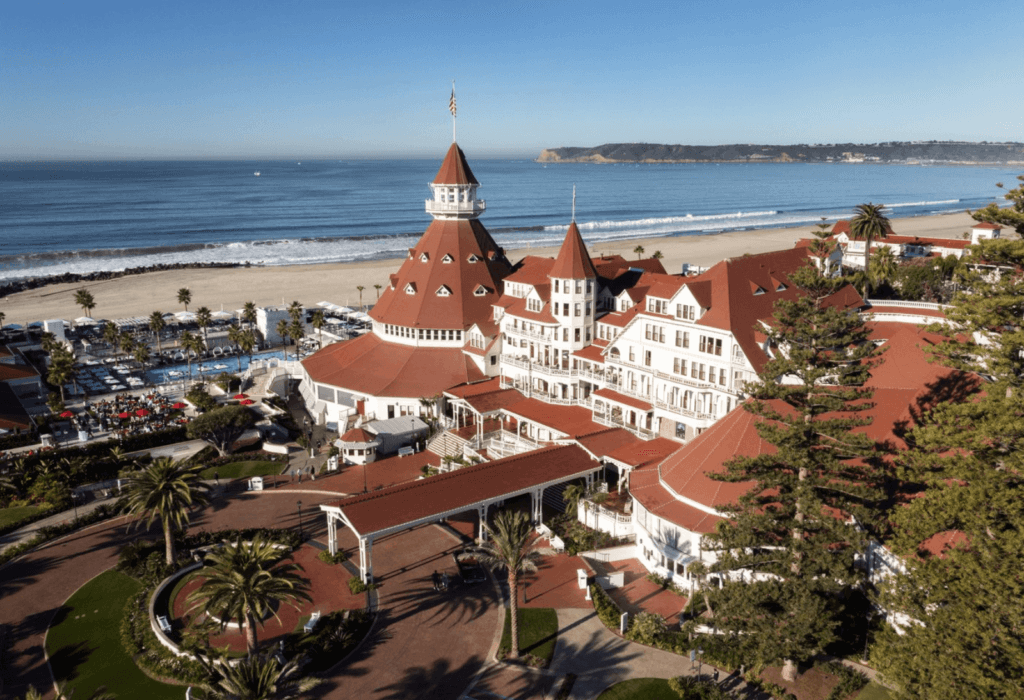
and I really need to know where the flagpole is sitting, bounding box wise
[451,79,456,143]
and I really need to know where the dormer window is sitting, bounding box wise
[776,283,787,292]
[467,254,480,263]
[473,285,488,297]
[420,252,429,262]
[436,285,452,297]
[405,283,417,295]
[750,281,766,296]
[441,253,454,264]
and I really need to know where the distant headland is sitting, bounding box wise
[537,141,1024,165]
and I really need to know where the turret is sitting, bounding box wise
[425,143,486,220]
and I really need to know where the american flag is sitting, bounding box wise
[449,87,457,117]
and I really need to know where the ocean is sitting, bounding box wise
[0,158,1017,282]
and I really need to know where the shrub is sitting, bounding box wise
[626,611,667,645]
[318,549,348,565]
[348,576,378,594]
[668,675,731,699]
[0,502,121,568]
[590,584,625,631]
[822,661,868,700]
[120,587,208,684]
[185,384,216,412]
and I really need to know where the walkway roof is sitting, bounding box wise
[322,443,599,539]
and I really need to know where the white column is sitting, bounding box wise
[478,504,489,542]
[359,536,374,584]
[327,515,337,555]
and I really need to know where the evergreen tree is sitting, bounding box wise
[873,238,1024,699]
[703,262,885,680]
[971,174,1024,237]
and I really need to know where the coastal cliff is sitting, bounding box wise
[537,142,1024,165]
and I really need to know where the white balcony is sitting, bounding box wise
[425,199,486,218]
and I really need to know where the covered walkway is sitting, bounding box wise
[321,443,603,582]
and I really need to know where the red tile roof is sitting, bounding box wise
[0,382,32,431]
[326,444,598,536]
[572,343,606,364]
[831,220,896,237]
[630,465,722,534]
[340,428,377,443]
[504,256,556,287]
[607,437,680,468]
[432,142,478,185]
[465,388,526,414]
[504,398,604,438]
[575,427,643,460]
[918,529,969,558]
[302,333,485,398]
[369,218,511,330]
[973,222,1000,230]
[0,361,39,382]
[592,387,653,412]
[445,377,505,399]
[549,222,598,279]
[504,297,558,324]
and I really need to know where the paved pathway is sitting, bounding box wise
[0,496,113,555]
[0,485,500,700]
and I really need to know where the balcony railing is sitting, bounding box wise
[500,355,578,377]
[424,199,486,216]
[652,397,715,421]
[505,325,551,342]
[593,414,655,439]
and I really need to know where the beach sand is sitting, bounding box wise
[0,211,982,326]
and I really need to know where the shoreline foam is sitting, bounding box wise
[0,211,986,326]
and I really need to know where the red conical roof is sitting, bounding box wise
[549,221,597,279]
[369,218,511,330]
[432,143,479,185]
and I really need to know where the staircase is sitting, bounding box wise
[426,430,469,459]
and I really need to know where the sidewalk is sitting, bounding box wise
[0,497,114,555]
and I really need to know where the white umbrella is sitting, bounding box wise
[316,301,333,308]
[175,311,197,321]
[336,306,355,314]
[326,317,344,325]
[350,311,370,321]
[211,310,234,320]
[75,317,96,325]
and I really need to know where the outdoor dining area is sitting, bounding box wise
[65,392,191,441]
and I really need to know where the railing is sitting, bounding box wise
[500,355,578,377]
[652,397,715,421]
[505,325,551,342]
[424,199,486,216]
[652,368,721,391]
[865,298,949,311]
[593,414,655,439]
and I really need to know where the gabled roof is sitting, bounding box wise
[607,437,680,469]
[972,221,1001,230]
[574,427,643,461]
[504,256,556,288]
[549,222,598,279]
[432,142,478,185]
[325,444,597,536]
[340,427,379,444]
[369,218,511,330]
[302,333,485,398]
[592,387,652,412]
[503,398,604,438]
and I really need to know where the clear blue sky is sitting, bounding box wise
[2,0,1021,159]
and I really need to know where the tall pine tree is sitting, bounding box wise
[873,238,1024,699]
[703,260,886,680]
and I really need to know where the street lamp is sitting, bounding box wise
[296,500,304,539]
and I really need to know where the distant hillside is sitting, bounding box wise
[537,142,1024,165]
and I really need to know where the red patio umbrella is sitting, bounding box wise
[135,409,150,417]
[233,393,248,399]
[117,411,131,419]
[239,399,254,406]
[59,410,74,418]
[172,402,187,409]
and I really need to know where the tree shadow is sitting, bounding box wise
[371,654,487,700]
[47,639,94,684]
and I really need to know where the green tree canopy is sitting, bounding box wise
[703,262,886,680]
[186,404,255,456]
[124,457,209,566]
[971,174,1024,237]
[73,288,96,317]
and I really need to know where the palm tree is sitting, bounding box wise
[356,285,365,311]
[562,483,584,516]
[373,284,382,301]
[133,343,151,371]
[118,330,135,355]
[74,288,96,317]
[47,346,75,405]
[196,306,213,347]
[870,245,899,291]
[237,329,257,371]
[178,287,192,312]
[287,300,303,324]
[228,326,245,372]
[288,319,304,359]
[310,309,325,349]
[242,301,258,330]
[849,203,892,297]
[633,245,645,260]
[180,330,205,383]
[192,652,318,700]
[149,311,166,354]
[652,250,664,260]
[102,321,119,349]
[188,535,312,656]
[123,457,209,566]
[476,510,550,660]
[0,311,5,329]
[275,319,290,355]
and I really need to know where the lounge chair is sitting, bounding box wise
[303,610,321,633]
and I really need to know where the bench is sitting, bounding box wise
[157,615,172,633]
[549,535,565,553]
[303,610,321,633]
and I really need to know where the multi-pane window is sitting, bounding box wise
[699,336,723,356]
[644,350,652,367]
[719,368,727,385]
[673,357,687,375]
[676,304,697,320]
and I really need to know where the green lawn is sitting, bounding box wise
[857,682,894,700]
[46,569,182,700]
[199,460,282,480]
[0,505,44,529]
[597,678,680,700]
[498,607,558,662]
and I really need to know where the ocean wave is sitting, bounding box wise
[544,210,780,231]
[882,199,959,208]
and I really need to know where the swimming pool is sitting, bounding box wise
[144,350,288,386]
